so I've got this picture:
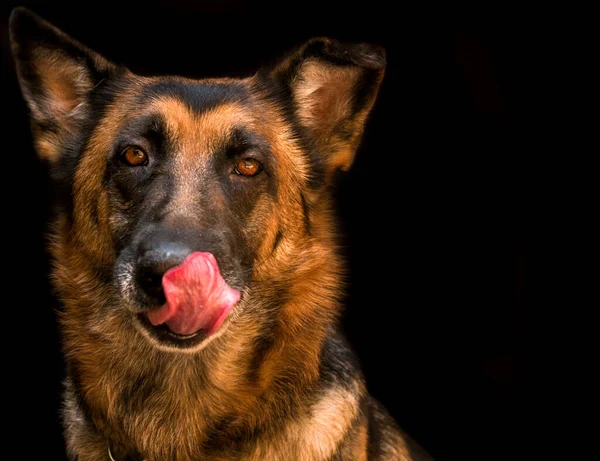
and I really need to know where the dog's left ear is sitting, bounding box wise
[9,8,120,164]
[267,37,385,174]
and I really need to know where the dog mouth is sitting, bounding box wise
[136,313,209,346]
[133,252,241,348]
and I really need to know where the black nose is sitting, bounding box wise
[136,242,192,305]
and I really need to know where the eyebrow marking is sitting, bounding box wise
[221,126,271,158]
[146,96,197,146]
[119,113,166,141]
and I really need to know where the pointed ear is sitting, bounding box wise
[269,37,385,174]
[9,8,120,163]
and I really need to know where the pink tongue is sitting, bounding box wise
[146,252,240,336]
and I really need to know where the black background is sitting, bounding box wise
[0,2,544,460]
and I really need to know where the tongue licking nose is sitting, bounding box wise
[146,252,240,336]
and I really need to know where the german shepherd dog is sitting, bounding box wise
[11,8,433,461]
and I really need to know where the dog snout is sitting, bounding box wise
[136,241,192,305]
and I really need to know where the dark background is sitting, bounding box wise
[1,2,543,460]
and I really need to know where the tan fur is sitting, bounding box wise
[245,381,363,461]
[294,60,358,139]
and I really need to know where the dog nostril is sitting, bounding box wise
[137,267,167,305]
[135,243,193,306]
[145,275,159,285]
[143,273,163,290]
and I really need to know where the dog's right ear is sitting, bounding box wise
[10,8,121,163]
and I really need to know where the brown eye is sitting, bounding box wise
[121,146,148,166]
[234,158,262,177]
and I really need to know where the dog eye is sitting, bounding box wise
[121,146,148,166]
[234,158,262,177]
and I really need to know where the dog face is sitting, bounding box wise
[11,8,385,353]
[104,82,303,350]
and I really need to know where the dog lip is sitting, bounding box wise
[160,322,200,340]
[135,313,209,347]
[167,331,198,339]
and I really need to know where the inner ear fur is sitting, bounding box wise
[269,37,386,173]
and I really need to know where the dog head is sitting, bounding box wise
[10,8,385,353]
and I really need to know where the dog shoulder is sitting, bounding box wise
[315,331,435,460]
[243,331,364,460]
[365,397,435,461]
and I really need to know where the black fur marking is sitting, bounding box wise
[305,148,328,190]
[138,80,251,115]
[300,193,312,235]
[319,330,364,390]
[223,126,271,159]
[245,325,277,386]
[244,287,290,386]
[366,400,385,460]
[114,113,169,159]
[89,198,101,228]
[108,440,144,461]
[202,397,293,456]
[301,39,385,71]
[202,414,243,453]
[270,229,284,257]
[118,373,158,415]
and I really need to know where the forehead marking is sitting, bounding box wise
[148,96,256,157]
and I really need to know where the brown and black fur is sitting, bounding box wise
[10,8,433,461]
